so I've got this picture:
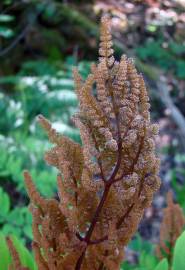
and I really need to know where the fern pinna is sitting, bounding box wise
[156,191,185,267]
[16,16,161,270]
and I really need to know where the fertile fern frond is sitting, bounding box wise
[156,191,185,266]
[20,16,161,270]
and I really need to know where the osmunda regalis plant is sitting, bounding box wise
[15,16,161,270]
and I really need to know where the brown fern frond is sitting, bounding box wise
[99,16,114,68]
[7,238,29,270]
[23,16,161,270]
[156,191,185,265]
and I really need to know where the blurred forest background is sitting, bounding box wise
[0,0,185,269]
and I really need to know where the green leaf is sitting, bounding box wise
[169,41,185,55]
[0,188,10,217]
[0,14,14,22]
[11,235,37,270]
[139,251,157,270]
[23,224,33,239]
[147,24,157,32]
[154,259,168,270]
[2,224,21,238]
[176,60,185,79]
[172,231,185,270]
[0,26,14,38]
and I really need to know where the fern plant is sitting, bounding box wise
[9,16,161,270]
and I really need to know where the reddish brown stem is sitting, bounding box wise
[75,185,110,270]
[117,203,134,229]
[114,133,145,183]
[75,91,123,269]
[88,235,108,245]
[75,250,87,270]
[86,184,110,242]
[76,233,108,245]
[116,134,146,229]
[75,139,122,269]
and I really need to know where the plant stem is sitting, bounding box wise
[75,139,122,270]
